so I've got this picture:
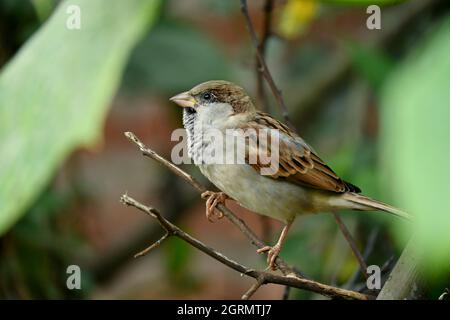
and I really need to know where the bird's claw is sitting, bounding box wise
[201,191,228,222]
[257,244,281,270]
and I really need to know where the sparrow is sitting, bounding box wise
[170,80,410,270]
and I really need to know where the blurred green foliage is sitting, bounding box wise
[348,43,394,91]
[163,235,200,291]
[0,186,91,298]
[30,0,56,22]
[381,15,450,274]
[124,21,231,94]
[0,0,160,235]
[0,0,40,65]
[322,0,408,5]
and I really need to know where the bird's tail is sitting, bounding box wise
[341,193,412,221]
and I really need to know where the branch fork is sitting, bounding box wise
[121,131,371,300]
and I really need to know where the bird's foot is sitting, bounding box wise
[201,191,228,222]
[257,244,281,271]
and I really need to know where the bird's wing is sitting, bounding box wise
[240,112,360,193]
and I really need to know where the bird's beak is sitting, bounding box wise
[169,91,197,108]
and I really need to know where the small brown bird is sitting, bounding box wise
[170,80,410,270]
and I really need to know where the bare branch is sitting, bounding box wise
[242,274,266,300]
[124,131,298,277]
[345,228,379,289]
[332,212,368,279]
[255,0,274,112]
[240,0,293,127]
[121,193,370,300]
[124,132,205,193]
[121,194,251,274]
[134,233,170,258]
[240,1,369,279]
[282,285,291,300]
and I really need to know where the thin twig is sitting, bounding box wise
[332,212,368,280]
[242,274,266,300]
[345,228,379,289]
[124,131,299,278]
[255,0,274,112]
[134,233,169,258]
[121,195,250,272]
[121,194,370,300]
[282,285,291,300]
[90,174,191,284]
[290,0,439,131]
[240,0,293,128]
[241,0,368,279]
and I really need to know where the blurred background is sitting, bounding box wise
[0,0,449,299]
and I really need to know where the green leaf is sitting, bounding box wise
[380,15,450,273]
[30,0,56,21]
[0,0,160,235]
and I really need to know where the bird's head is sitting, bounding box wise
[169,80,256,124]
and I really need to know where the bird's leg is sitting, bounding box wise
[201,191,229,222]
[257,220,293,270]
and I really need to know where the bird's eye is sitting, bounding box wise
[202,92,212,101]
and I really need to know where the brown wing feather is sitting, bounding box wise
[242,112,360,194]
